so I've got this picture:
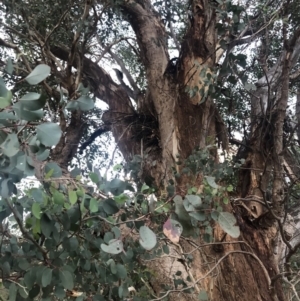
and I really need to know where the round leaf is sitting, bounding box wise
[41,268,52,287]
[44,162,62,178]
[108,179,127,196]
[185,195,202,208]
[59,270,74,290]
[89,198,98,213]
[20,92,46,110]
[163,218,183,244]
[103,199,119,215]
[198,290,209,301]
[139,226,157,250]
[9,283,17,301]
[25,64,51,85]
[205,176,218,189]
[32,203,41,219]
[36,123,62,147]
[0,90,12,109]
[218,212,240,238]
[77,95,94,111]
[101,239,123,254]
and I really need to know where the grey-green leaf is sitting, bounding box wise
[198,290,209,300]
[9,283,17,301]
[205,176,218,189]
[32,203,41,219]
[20,92,46,110]
[25,64,51,85]
[185,195,202,208]
[1,133,20,157]
[59,270,74,290]
[0,90,12,109]
[77,95,94,111]
[36,123,62,147]
[44,162,62,178]
[218,212,240,238]
[5,58,14,75]
[41,268,52,287]
[139,226,157,250]
[13,102,44,121]
[101,239,123,254]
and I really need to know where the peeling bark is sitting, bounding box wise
[20,1,300,300]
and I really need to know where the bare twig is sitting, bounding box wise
[44,8,70,45]
[149,251,271,301]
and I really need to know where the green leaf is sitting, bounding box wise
[173,195,191,223]
[18,259,30,270]
[25,64,51,85]
[68,189,77,205]
[0,90,12,109]
[44,162,62,178]
[163,244,170,254]
[89,198,98,213]
[9,283,17,301]
[20,92,46,110]
[104,232,114,243]
[65,100,78,111]
[36,147,50,161]
[0,78,7,97]
[29,284,40,299]
[227,185,233,192]
[141,183,150,192]
[24,270,35,289]
[205,176,218,189]
[13,102,43,121]
[89,172,99,184]
[189,211,206,221]
[2,261,10,275]
[218,212,240,238]
[18,286,29,299]
[185,195,202,208]
[0,179,12,198]
[32,203,41,219]
[59,270,74,290]
[101,239,123,254]
[16,154,35,176]
[103,199,119,215]
[5,57,13,75]
[36,123,62,147]
[223,197,229,204]
[108,178,127,195]
[1,133,20,157]
[0,112,16,127]
[198,290,209,300]
[112,226,121,239]
[41,214,54,238]
[77,95,94,111]
[116,264,127,279]
[53,191,65,205]
[41,268,52,287]
[139,226,157,250]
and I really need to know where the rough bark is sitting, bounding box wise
[3,0,300,300]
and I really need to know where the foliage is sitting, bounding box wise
[0,81,238,299]
[1,0,300,300]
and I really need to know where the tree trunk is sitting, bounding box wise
[48,1,298,300]
[7,0,300,300]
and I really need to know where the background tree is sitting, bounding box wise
[0,0,300,300]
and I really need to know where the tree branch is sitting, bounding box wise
[120,0,169,75]
[79,124,111,153]
[5,199,48,260]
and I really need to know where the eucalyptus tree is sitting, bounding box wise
[0,0,300,300]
